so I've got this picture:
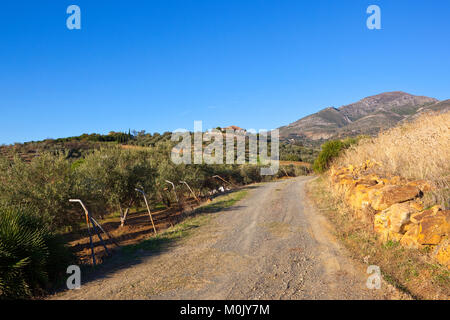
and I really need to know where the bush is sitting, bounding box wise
[0,153,77,230]
[0,204,74,299]
[313,138,358,173]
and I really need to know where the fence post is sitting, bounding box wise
[135,188,157,234]
[69,199,96,266]
[179,180,200,204]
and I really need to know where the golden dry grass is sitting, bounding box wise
[335,111,450,207]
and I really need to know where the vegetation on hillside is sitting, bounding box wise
[1,129,318,165]
[279,142,319,163]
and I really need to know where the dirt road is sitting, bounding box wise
[53,177,399,300]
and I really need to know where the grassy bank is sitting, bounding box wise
[335,112,450,207]
[306,176,450,300]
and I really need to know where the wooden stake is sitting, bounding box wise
[135,188,157,234]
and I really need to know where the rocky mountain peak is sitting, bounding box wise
[278,92,444,143]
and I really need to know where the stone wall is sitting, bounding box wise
[329,160,449,269]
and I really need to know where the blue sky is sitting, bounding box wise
[0,0,449,144]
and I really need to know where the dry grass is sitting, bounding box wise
[336,111,450,207]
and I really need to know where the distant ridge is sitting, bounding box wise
[278,91,448,142]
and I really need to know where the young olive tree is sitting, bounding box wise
[0,153,77,230]
[75,147,156,226]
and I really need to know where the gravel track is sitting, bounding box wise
[53,177,399,300]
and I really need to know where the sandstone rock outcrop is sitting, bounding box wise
[329,160,449,269]
[368,185,421,211]
[417,210,450,245]
[433,239,450,268]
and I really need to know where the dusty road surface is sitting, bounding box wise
[53,177,400,300]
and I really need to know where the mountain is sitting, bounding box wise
[279,91,448,142]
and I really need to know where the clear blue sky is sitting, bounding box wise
[1,0,449,144]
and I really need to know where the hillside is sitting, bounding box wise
[0,129,318,164]
[279,91,448,142]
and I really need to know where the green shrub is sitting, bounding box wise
[313,138,359,173]
[0,153,77,229]
[0,204,74,299]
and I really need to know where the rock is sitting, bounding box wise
[345,183,383,210]
[410,205,442,224]
[433,238,450,269]
[375,202,419,241]
[345,184,368,210]
[400,225,421,249]
[383,202,419,233]
[377,227,403,243]
[409,201,424,212]
[354,178,378,187]
[368,185,421,211]
[417,211,450,245]
[359,174,382,184]
[406,180,433,192]
[410,208,434,224]
[335,176,355,192]
[402,223,415,233]
[329,164,449,265]
[374,211,388,234]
